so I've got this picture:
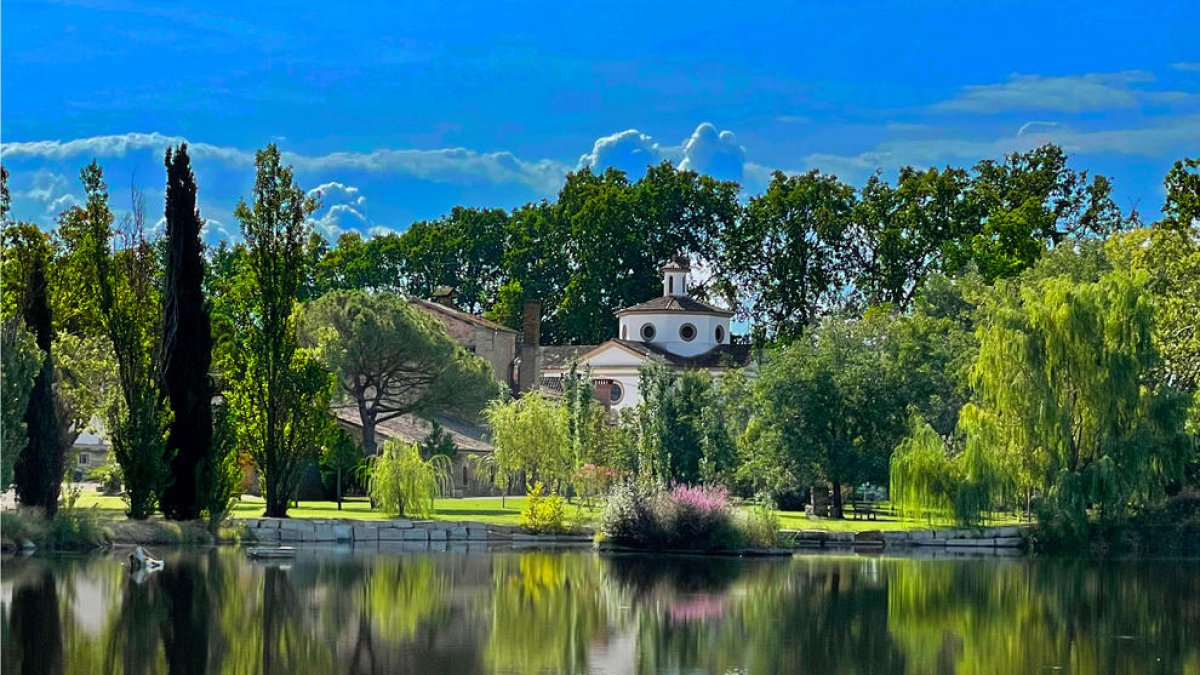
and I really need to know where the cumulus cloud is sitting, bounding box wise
[934,70,1166,113]
[309,203,368,240]
[577,129,664,176]
[1173,62,1200,72]
[306,181,365,206]
[679,123,746,182]
[578,123,747,182]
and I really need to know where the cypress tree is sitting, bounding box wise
[12,240,62,515]
[158,144,214,520]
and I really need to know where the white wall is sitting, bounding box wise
[617,311,730,357]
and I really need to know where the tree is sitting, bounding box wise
[159,143,215,520]
[720,170,855,342]
[484,392,571,492]
[631,365,713,484]
[4,222,63,514]
[76,167,171,519]
[1,318,40,491]
[298,290,500,457]
[970,267,1192,533]
[223,145,324,517]
[394,206,508,313]
[322,424,362,508]
[753,313,907,517]
[419,420,458,461]
[367,439,451,518]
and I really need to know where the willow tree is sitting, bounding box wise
[366,439,451,519]
[484,392,570,494]
[223,145,325,517]
[971,268,1190,531]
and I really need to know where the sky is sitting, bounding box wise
[3,1,1199,244]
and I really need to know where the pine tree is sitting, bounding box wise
[159,144,214,520]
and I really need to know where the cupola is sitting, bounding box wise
[662,258,690,297]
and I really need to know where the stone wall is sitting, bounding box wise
[241,518,593,547]
[785,525,1030,551]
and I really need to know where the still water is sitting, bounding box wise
[2,546,1198,674]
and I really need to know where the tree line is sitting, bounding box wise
[2,143,1196,533]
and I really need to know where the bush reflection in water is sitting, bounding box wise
[2,548,1198,674]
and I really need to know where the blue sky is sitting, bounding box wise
[3,1,1199,243]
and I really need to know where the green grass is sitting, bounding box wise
[67,492,1020,532]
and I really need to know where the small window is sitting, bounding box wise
[78,454,89,465]
[641,323,656,341]
[680,323,697,342]
[621,325,628,339]
[669,276,674,294]
[715,325,725,343]
[610,382,624,403]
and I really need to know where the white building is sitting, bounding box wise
[538,259,754,412]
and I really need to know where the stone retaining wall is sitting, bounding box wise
[241,518,594,547]
[785,525,1030,551]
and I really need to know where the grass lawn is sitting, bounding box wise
[69,491,1018,532]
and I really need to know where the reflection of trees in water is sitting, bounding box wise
[5,568,65,675]
[887,557,1200,674]
[485,552,614,674]
[4,551,1200,674]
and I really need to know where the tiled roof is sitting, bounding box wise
[615,295,733,316]
[540,344,597,369]
[334,408,493,452]
[408,297,518,334]
[540,339,754,370]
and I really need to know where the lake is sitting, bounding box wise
[2,546,1198,674]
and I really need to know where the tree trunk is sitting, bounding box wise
[357,399,378,457]
[831,480,844,519]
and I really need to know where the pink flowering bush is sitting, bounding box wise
[601,481,759,550]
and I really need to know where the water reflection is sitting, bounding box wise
[2,548,1198,674]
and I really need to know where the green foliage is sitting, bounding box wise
[1,317,40,490]
[222,145,323,517]
[518,481,570,534]
[367,439,451,518]
[198,403,243,529]
[159,143,216,521]
[419,420,458,461]
[298,289,500,456]
[632,365,714,483]
[971,265,1190,531]
[721,169,855,341]
[73,165,171,520]
[484,392,571,490]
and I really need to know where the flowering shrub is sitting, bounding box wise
[519,482,570,534]
[600,481,775,550]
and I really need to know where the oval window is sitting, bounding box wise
[641,323,657,341]
[610,382,623,403]
[715,325,725,343]
[680,323,697,342]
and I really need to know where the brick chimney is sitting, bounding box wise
[517,300,542,392]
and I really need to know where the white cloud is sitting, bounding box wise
[934,70,1165,113]
[306,181,364,206]
[1,133,569,193]
[679,123,745,182]
[804,115,1200,179]
[1172,63,1200,72]
[368,225,398,238]
[577,122,748,182]
[308,203,368,240]
[577,129,664,175]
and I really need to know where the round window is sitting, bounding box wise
[715,325,725,343]
[680,323,697,342]
[609,382,623,403]
[641,323,656,341]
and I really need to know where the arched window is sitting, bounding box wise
[669,276,674,294]
[680,323,697,341]
[621,325,628,339]
[641,323,657,341]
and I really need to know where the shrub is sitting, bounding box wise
[519,481,570,534]
[737,497,781,548]
[599,481,778,550]
[573,463,621,506]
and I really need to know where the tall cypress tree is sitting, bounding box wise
[158,144,214,520]
[12,235,62,516]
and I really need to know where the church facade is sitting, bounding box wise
[536,259,754,412]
